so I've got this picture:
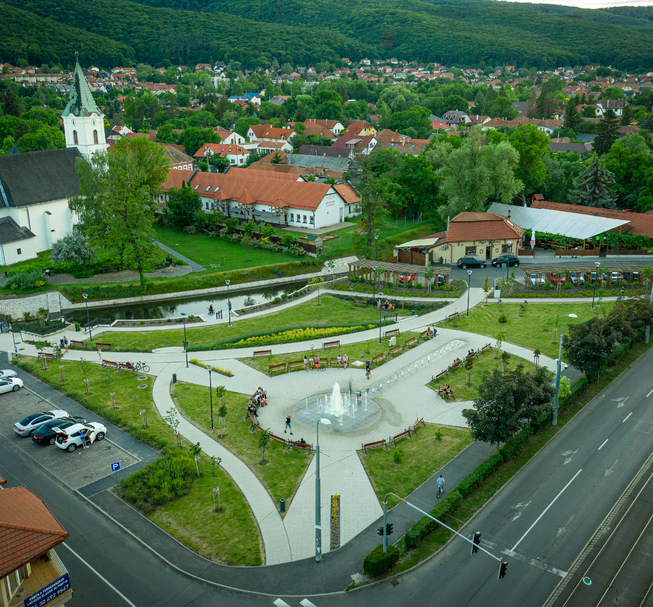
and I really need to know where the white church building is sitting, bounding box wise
[0,59,107,265]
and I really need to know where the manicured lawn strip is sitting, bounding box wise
[154,225,299,271]
[82,296,396,352]
[439,302,615,359]
[360,424,473,510]
[17,357,262,566]
[361,337,653,581]
[172,382,311,511]
[243,332,424,375]
[426,352,546,402]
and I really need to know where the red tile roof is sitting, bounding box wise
[447,212,524,243]
[194,143,249,158]
[248,125,296,141]
[334,184,361,205]
[0,487,68,578]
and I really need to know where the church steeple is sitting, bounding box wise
[62,56,107,158]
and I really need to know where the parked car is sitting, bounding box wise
[0,369,17,379]
[398,273,415,283]
[434,275,446,286]
[457,257,486,269]
[55,422,107,452]
[491,254,520,268]
[31,417,87,445]
[0,377,23,394]
[547,273,566,284]
[530,274,546,287]
[14,410,69,437]
[569,272,586,286]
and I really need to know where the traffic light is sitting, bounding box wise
[377,526,384,536]
[386,523,394,536]
[499,561,508,579]
[472,531,481,554]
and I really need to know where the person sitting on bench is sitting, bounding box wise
[298,438,307,445]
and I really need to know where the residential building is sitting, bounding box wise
[332,135,377,155]
[304,119,345,135]
[213,127,246,146]
[246,125,297,145]
[340,122,376,137]
[298,145,351,158]
[441,110,472,126]
[194,143,250,167]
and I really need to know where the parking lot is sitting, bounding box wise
[0,387,139,490]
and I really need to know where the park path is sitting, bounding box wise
[153,240,206,272]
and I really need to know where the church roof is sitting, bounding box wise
[62,59,102,118]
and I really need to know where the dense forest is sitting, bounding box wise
[3,0,653,70]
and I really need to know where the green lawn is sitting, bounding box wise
[17,356,262,566]
[172,382,311,510]
[81,295,398,352]
[439,302,615,359]
[154,225,298,270]
[359,424,473,509]
[426,352,547,402]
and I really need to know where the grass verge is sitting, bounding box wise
[172,382,312,511]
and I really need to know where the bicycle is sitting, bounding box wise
[437,484,443,499]
[437,476,445,499]
[134,361,151,373]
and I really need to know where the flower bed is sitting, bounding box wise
[189,358,233,377]
[225,325,377,349]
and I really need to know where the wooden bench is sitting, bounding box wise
[446,312,459,321]
[288,360,305,372]
[269,434,287,446]
[404,337,417,350]
[268,362,288,376]
[121,362,136,373]
[433,370,448,381]
[388,428,412,447]
[101,360,120,370]
[361,439,387,454]
[481,343,492,353]
[248,415,259,432]
[253,349,272,358]
[410,418,426,435]
[323,340,340,349]
[371,352,386,367]
[353,299,368,307]
[95,342,112,350]
[70,340,85,347]
[38,352,54,360]
[384,328,400,338]
[99,266,121,274]
[285,440,313,453]
[388,345,402,358]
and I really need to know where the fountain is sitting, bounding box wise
[326,382,347,417]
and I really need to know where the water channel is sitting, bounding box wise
[66,280,308,323]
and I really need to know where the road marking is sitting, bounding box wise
[612,396,629,408]
[647,388,653,398]
[558,515,575,538]
[274,600,291,607]
[605,460,619,477]
[623,412,633,423]
[512,501,530,521]
[60,543,138,607]
[502,549,567,578]
[511,469,582,551]
[562,450,578,465]
[598,439,608,451]
[300,600,318,607]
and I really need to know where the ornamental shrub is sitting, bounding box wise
[362,544,400,576]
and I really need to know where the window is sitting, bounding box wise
[502,244,512,253]
[93,130,98,144]
[206,202,210,210]
[16,248,21,255]
[6,566,26,598]
[73,130,78,145]
[303,215,307,223]
[465,246,476,255]
[290,213,294,221]
[310,216,314,224]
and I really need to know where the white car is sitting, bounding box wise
[0,377,23,393]
[0,369,17,380]
[55,422,107,452]
[14,410,69,436]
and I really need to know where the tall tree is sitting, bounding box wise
[563,98,581,132]
[594,109,620,155]
[509,124,551,205]
[71,138,169,290]
[620,105,634,126]
[568,154,618,208]
[165,182,201,229]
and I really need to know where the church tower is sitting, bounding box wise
[62,57,108,158]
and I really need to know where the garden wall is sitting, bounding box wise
[0,291,71,320]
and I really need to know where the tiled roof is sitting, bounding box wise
[334,184,361,205]
[298,145,350,158]
[446,212,524,243]
[194,143,249,158]
[302,125,336,140]
[248,125,295,140]
[0,487,68,578]
[0,217,36,244]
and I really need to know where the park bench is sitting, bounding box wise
[481,343,492,353]
[101,360,120,370]
[371,352,386,367]
[268,362,288,377]
[323,340,340,350]
[288,360,305,372]
[419,330,434,343]
[388,428,412,447]
[70,340,85,347]
[446,312,459,321]
[38,352,54,360]
[353,299,368,307]
[99,266,121,274]
[285,439,313,453]
[329,357,340,368]
[95,342,112,350]
[269,434,287,447]
[388,345,402,358]
[361,439,387,454]
[121,362,136,373]
[384,328,400,338]
[403,337,417,350]
[253,349,272,358]
[433,370,448,381]
[410,418,426,435]
[248,414,259,431]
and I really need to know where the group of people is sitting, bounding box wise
[336,354,349,368]
[440,383,454,398]
[59,336,69,353]
[246,387,267,420]
[466,349,476,359]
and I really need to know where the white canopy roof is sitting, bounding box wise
[397,236,442,249]
[488,203,630,240]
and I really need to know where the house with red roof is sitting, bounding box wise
[246,125,297,145]
[194,143,250,167]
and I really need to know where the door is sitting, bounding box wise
[486,246,492,259]
[339,208,343,222]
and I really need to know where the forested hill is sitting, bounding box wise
[4,0,653,70]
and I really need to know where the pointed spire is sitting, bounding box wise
[62,57,101,118]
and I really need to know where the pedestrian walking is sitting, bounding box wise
[303,356,308,371]
[97,346,102,361]
[284,414,293,435]
[343,353,349,369]
[63,336,69,353]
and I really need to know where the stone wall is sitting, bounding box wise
[0,292,72,320]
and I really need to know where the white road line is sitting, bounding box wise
[623,412,633,423]
[598,439,608,451]
[512,469,582,552]
[647,388,653,398]
[60,543,138,607]
[274,600,292,607]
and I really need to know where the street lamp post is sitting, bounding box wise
[552,313,577,426]
[181,313,188,368]
[225,280,231,327]
[466,270,472,318]
[82,293,92,341]
[372,266,377,304]
[592,261,600,309]
[374,231,379,261]
[208,368,214,430]
[315,417,331,562]
[378,291,384,344]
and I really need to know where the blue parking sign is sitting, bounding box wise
[111,462,120,472]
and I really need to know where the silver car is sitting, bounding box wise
[14,410,69,437]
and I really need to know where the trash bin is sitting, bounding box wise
[279,498,285,512]
[172,373,177,383]
[411,309,416,315]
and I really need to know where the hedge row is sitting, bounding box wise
[362,544,401,577]
[405,490,463,549]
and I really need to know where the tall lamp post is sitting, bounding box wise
[225,280,232,327]
[208,368,214,430]
[378,291,384,344]
[181,313,188,368]
[315,417,331,562]
[591,261,601,309]
[82,293,92,341]
[466,270,472,318]
[372,266,377,304]
[552,313,577,426]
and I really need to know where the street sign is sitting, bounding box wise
[312,524,322,530]
[111,462,120,472]
[583,577,592,586]
[24,574,70,607]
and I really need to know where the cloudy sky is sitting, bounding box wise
[503,0,653,7]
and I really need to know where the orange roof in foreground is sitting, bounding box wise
[0,487,68,577]
[334,184,361,205]
[447,212,525,243]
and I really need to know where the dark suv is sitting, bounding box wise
[31,417,86,445]
[491,254,520,267]
[456,257,487,269]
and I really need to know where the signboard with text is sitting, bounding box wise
[24,573,71,607]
